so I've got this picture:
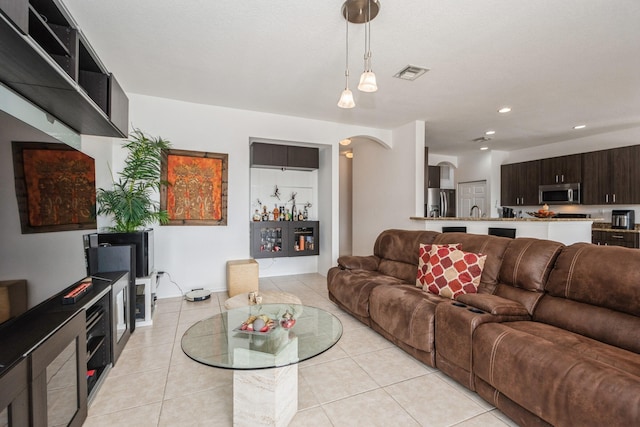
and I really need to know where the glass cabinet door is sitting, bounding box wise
[251,222,288,258]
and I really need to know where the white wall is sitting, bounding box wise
[110,94,390,298]
[351,121,425,255]
[338,155,352,256]
[0,113,113,307]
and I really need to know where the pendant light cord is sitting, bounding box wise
[345,5,350,85]
[365,0,372,70]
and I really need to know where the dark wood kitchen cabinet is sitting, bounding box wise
[427,166,441,188]
[582,146,640,205]
[539,154,581,185]
[251,142,319,170]
[501,160,540,206]
[592,230,640,248]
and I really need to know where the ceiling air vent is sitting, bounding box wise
[393,65,429,81]
[472,136,492,142]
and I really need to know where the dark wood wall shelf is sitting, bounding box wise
[250,221,319,258]
[0,0,128,137]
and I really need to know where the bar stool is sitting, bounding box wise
[442,226,467,233]
[488,227,516,238]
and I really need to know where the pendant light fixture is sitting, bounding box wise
[358,0,378,92]
[337,4,355,108]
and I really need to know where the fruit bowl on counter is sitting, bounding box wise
[527,210,556,218]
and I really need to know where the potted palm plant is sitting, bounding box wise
[96,129,171,232]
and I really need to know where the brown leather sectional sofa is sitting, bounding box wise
[327,229,640,426]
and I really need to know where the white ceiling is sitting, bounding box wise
[62,0,640,155]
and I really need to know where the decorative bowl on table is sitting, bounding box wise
[527,211,556,218]
[235,314,276,334]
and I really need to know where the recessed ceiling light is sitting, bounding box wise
[485,130,496,135]
[498,107,511,114]
[573,124,586,130]
[345,152,354,158]
[480,146,489,151]
[339,138,352,145]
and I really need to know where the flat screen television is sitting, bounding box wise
[83,229,154,278]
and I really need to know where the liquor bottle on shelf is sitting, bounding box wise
[252,209,261,222]
[292,206,297,221]
[273,205,280,221]
[285,209,291,221]
[279,207,285,221]
[262,206,269,221]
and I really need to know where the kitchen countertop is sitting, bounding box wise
[592,222,640,233]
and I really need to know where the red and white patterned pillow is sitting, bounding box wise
[416,243,461,287]
[422,246,487,299]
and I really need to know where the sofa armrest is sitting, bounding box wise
[337,255,380,271]
[456,293,529,317]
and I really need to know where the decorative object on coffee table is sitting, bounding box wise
[224,290,302,310]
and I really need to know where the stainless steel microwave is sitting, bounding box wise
[539,183,581,204]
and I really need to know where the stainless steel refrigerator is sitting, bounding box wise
[426,188,456,217]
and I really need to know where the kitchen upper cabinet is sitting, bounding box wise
[582,146,639,205]
[539,154,582,185]
[501,160,540,206]
[250,143,318,170]
[427,166,441,188]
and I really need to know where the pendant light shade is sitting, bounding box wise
[357,0,378,92]
[338,3,355,108]
[358,71,377,92]
[338,88,356,108]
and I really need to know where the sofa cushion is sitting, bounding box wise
[327,268,408,319]
[422,247,486,299]
[545,243,640,317]
[370,230,440,284]
[433,233,510,293]
[415,243,461,288]
[473,321,640,427]
[369,284,447,353]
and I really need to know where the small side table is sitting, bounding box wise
[227,259,259,297]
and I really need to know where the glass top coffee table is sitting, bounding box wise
[182,303,342,426]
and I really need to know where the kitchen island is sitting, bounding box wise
[410,217,596,245]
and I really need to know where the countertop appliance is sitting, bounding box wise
[539,183,581,204]
[502,207,515,218]
[611,210,635,230]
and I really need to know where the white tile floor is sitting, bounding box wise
[83,274,517,426]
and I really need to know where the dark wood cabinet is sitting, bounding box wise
[30,311,87,427]
[592,230,639,248]
[582,146,640,205]
[251,143,319,170]
[0,358,29,427]
[501,160,540,206]
[251,221,319,258]
[0,0,128,137]
[427,166,440,188]
[539,154,581,185]
[287,146,319,170]
[251,143,288,168]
